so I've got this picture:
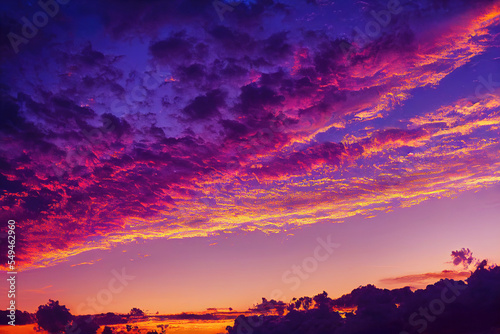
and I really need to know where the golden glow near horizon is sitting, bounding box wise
[2,3,499,272]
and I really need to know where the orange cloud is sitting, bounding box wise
[379,270,471,289]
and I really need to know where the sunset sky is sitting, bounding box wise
[1,0,500,315]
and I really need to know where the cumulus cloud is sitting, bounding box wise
[451,248,478,269]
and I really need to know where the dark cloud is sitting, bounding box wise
[235,83,285,116]
[250,141,348,179]
[0,93,26,133]
[150,32,196,63]
[220,119,249,141]
[77,0,214,39]
[261,32,292,60]
[451,248,478,269]
[177,63,207,83]
[208,25,255,51]
[313,39,349,75]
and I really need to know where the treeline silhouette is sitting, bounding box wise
[0,310,35,325]
[1,302,160,334]
[4,250,498,334]
[227,261,500,334]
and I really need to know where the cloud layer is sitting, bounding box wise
[0,0,499,269]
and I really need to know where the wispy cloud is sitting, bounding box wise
[379,270,471,288]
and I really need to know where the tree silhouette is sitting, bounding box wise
[36,300,72,334]
[102,326,113,334]
[313,291,332,311]
[70,316,99,334]
[129,307,145,317]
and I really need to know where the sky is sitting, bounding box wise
[0,0,500,315]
